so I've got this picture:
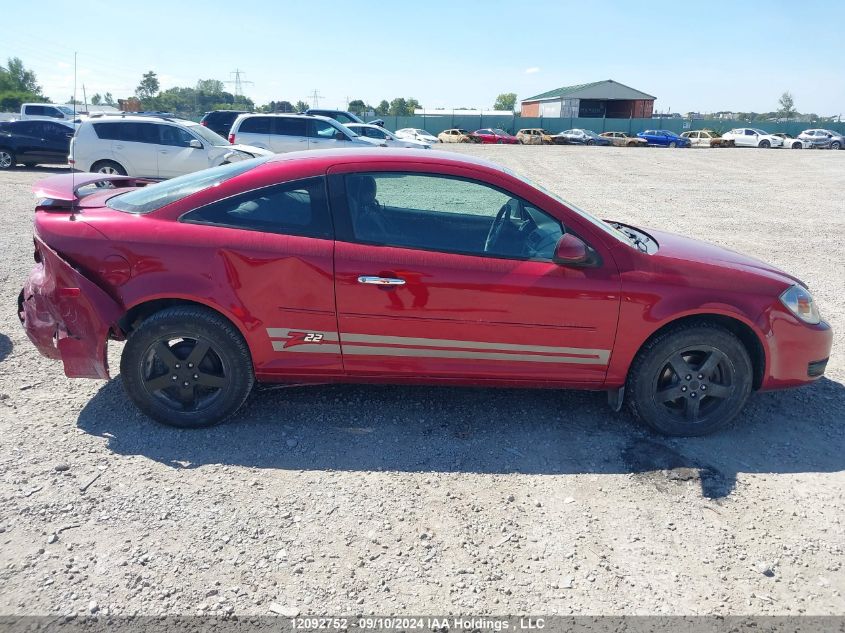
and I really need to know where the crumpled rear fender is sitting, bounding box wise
[19,238,123,379]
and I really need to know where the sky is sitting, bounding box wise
[3,0,844,116]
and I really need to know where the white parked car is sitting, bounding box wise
[721,127,784,148]
[798,129,844,150]
[346,123,431,148]
[229,113,383,153]
[20,103,83,122]
[70,115,272,179]
[772,133,812,149]
[395,128,439,144]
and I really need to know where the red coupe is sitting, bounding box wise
[473,128,520,144]
[19,150,832,436]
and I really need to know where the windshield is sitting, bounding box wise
[415,129,433,135]
[751,128,768,135]
[334,121,359,138]
[106,157,271,214]
[57,106,76,115]
[188,124,231,146]
[493,129,509,135]
[502,167,633,246]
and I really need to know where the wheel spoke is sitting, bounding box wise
[684,396,702,421]
[698,351,722,377]
[656,385,685,403]
[154,341,179,368]
[668,354,690,380]
[706,383,732,399]
[187,340,210,367]
[145,373,176,392]
[196,372,226,388]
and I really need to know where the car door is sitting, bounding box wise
[329,165,620,383]
[179,175,342,375]
[271,117,309,153]
[41,122,74,163]
[10,121,43,162]
[110,122,160,178]
[156,124,210,178]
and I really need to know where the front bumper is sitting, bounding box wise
[19,238,123,379]
[758,306,834,390]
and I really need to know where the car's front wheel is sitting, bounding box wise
[759,140,771,148]
[831,141,842,150]
[121,306,255,428]
[627,322,753,436]
[668,141,677,148]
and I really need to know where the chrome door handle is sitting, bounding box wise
[357,276,405,286]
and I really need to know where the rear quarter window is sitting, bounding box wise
[181,176,332,239]
[238,117,273,134]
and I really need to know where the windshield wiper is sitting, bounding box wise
[611,222,649,252]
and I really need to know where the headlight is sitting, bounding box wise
[780,285,821,324]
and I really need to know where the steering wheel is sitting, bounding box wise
[484,198,539,256]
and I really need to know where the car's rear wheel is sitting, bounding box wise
[627,322,753,436]
[759,140,771,148]
[792,142,802,149]
[91,160,127,175]
[121,306,255,428]
[586,139,595,146]
[0,148,15,170]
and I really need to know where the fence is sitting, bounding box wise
[364,113,845,137]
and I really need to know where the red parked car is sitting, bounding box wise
[473,128,519,144]
[19,150,831,436]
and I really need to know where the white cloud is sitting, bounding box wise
[525,67,540,74]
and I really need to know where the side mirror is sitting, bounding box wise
[554,233,590,266]
[188,139,202,149]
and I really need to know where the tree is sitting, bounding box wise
[103,92,115,106]
[777,91,797,121]
[260,100,294,113]
[294,100,309,113]
[389,97,408,116]
[493,92,517,111]
[135,71,160,101]
[406,98,421,113]
[0,57,42,94]
[348,99,367,114]
[375,100,390,116]
[196,79,225,95]
[91,93,102,105]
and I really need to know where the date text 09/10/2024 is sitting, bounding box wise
[290,617,546,631]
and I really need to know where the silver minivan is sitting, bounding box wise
[229,113,383,153]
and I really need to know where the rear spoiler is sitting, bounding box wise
[33,173,154,206]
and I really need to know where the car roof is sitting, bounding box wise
[258,147,507,173]
[237,112,336,123]
[83,115,196,125]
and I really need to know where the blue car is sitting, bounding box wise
[637,129,691,148]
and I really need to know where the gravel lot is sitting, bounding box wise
[0,147,843,618]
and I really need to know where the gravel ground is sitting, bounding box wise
[0,147,843,618]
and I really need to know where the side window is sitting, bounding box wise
[745,129,755,135]
[93,123,120,140]
[44,107,61,118]
[16,121,40,136]
[310,119,340,139]
[44,123,69,139]
[274,117,308,137]
[366,128,385,139]
[239,117,273,134]
[25,105,44,116]
[344,173,565,260]
[181,177,332,239]
[159,125,196,147]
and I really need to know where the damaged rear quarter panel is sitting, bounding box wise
[21,238,123,379]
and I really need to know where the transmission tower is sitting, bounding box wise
[225,69,254,99]
[308,89,324,108]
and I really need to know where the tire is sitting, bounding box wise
[792,142,802,149]
[91,160,127,175]
[759,140,771,148]
[831,141,841,150]
[626,322,753,436]
[668,141,677,148]
[0,148,15,170]
[120,306,255,428]
[586,139,595,146]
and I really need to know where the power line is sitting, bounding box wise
[225,69,254,98]
[307,89,324,108]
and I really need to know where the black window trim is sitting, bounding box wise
[178,175,335,240]
[328,170,579,264]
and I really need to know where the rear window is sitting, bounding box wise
[238,117,273,134]
[106,157,271,214]
[92,122,159,143]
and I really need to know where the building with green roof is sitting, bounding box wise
[520,80,656,119]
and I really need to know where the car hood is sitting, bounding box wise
[642,227,804,289]
[227,144,274,156]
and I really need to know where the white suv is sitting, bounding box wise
[70,115,273,179]
[228,113,383,153]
